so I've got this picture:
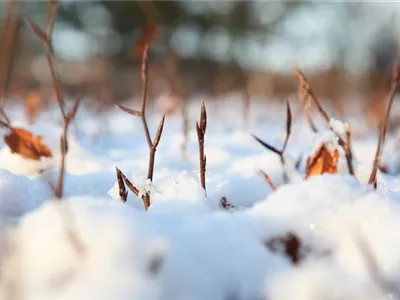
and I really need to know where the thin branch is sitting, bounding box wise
[0,0,20,111]
[120,172,140,197]
[295,65,355,176]
[369,62,399,186]
[252,135,281,156]
[140,44,153,148]
[295,66,330,123]
[260,170,276,191]
[253,101,293,183]
[281,100,292,153]
[295,154,302,170]
[307,114,318,133]
[196,100,207,193]
[116,105,142,117]
[252,100,292,159]
[0,117,10,129]
[28,2,81,199]
[117,44,166,210]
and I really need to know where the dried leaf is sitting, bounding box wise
[305,144,339,179]
[4,127,52,160]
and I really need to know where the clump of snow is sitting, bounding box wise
[329,118,349,141]
[309,129,339,161]
[0,169,51,221]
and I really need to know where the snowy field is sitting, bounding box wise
[1,93,400,300]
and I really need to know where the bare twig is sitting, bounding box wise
[115,167,128,202]
[296,66,329,123]
[0,108,10,126]
[0,0,20,113]
[253,100,292,182]
[0,0,20,126]
[281,100,292,153]
[196,100,207,193]
[369,62,399,187]
[295,66,355,176]
[295,154,302,170]
[260,170,277,191]
[116,105,141,117]
[306,114,318,133]
[116,44,166,210]
[120,170,140,197]
[0,118,10,129]
[28,2,80,199]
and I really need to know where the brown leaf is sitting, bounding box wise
[4,127,53,160]
[305,144,339,179]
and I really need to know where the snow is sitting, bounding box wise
[329,118,350,141]
[1,96,400,299]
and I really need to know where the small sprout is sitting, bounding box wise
[117,44,166,210]
[369,62,399,187]
[196,100,207,193]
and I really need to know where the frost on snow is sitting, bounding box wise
[0,100,400,300]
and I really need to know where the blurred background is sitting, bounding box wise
[1,0,400,122]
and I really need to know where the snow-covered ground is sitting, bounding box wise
[1,94,400,300]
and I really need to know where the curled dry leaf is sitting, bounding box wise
[305,144,339,179]
[4,127,52,160]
